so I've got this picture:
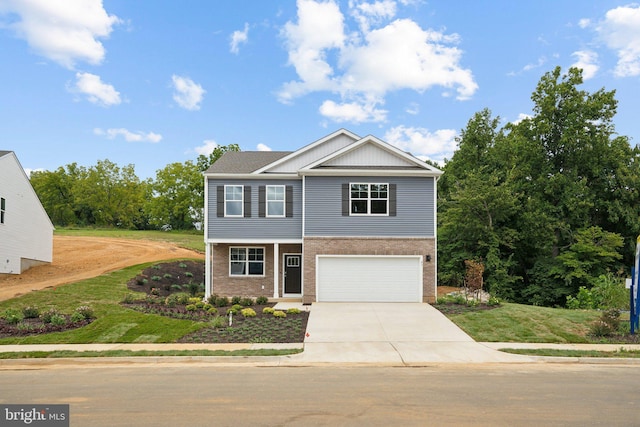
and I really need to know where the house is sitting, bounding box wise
[203,129,442,304]
[0,151,54,274]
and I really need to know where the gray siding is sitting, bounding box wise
[207,179,302,240]
[305,176,435,237]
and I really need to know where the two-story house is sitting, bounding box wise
[203,129,442,304]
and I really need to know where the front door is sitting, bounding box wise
[284,254,302,295]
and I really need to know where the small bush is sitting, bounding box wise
[152,265,161,270]
[203,303,213,311]
[487,296,502,306]
[188,282,203,296]
[70,312,85,323]
[151,276,161,281]
[22,306,40,319]
[241,308,257,318]
[40,308,60,323]
[263,307,275,314]
[150,287,160,296]
[185,272,194,278]
[163,273,173,279]
[256,296,269,305]
[188,297,201,305]
[286,308,301,314]
[207,307,218,315]
[170,284,182,291]
[195,301,205,309]
[590,308,621,337]
[240,297,254,307]
[122,293,141,304]
[273,310,287,318]
[185,304,198,312]
[231,296,242,305]
[136,278,147,286]
[75,306,94,319]
[207,294,219,306]
[210,315,226,328]
[49,314,67,326]
[3,309,23,325]
[179,263,187,268]
[215,296,230,307]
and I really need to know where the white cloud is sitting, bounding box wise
[230,23,249,54]
[511,113,532,125]
[571,50,599,80]
[171,75,205,110]
[24,168,44,178]
[0,0,121,69]
[94,128,162,143]
[73,72,121,106]
[596,5,640,77]
[405,102,419,115]
[384,125,458,164]
[257,143,272,151]
[279,0,477,123]
[194,140,219,156]
[578,18,591,29]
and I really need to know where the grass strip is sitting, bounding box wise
[499,348,640,358]
[0,348,302,359]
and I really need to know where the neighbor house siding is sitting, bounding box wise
[304,176,435,237]
[207,179,302,240]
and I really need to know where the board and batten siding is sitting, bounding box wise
[207,179,302,240]
[304,176,435,237]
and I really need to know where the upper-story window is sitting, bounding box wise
[266,185,285,217]
[0,197,5,224]
[350,183,388,215]
[225,185,243,217]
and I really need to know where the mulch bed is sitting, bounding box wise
[126,260,205,297]
[0,317,92,339]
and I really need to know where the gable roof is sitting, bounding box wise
[205,151,291,174]
[0,150,12,158]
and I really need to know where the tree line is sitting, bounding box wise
[30,144,239,231]
[438,66,640,306]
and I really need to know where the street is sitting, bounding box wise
[0,363,637,426]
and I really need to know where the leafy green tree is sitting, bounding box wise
[196,143,240,172]
[30,164,85,226]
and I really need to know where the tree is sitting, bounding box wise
[196,143,240,172]
[30,164,85,226]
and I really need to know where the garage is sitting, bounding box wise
[316,255,422,302]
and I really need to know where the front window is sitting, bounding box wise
[350,183,388,215]
[230,247,264,276]
[266,185,285,217]
[225,185,243,217]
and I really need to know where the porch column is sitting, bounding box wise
[204,243,212,300]
[273,243,280,299]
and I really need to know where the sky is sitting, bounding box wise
[1,0,640,179]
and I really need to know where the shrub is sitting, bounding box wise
[152,265,161,270]
[22,306,40,319]
[151,276,161,281]
[241,308,257,318]
[3,309,23,325]
[589,308,621,337]
[210,315,226,329]
[188,297,201,305]
[262,307,275,314]
[286,308,301,314]
[273,310,287,318]
[75,306,94,319]
[185,272,194,278]
[136,278,147,286]
[203,303,213,311]
[163,273,173,279]
[231,296,242,305]
[40,308,60,323]
[195,301,205,309]
[150,287,160,296]
[256,296,268,305]
[226,304,242,315]
[215,296,230,307]
[240,297,254,307]
[207,307,218,315]
[165,292,190,306]
[207,294,219,305]
[170,284,182,291]
[185,304,198,312]
[122,293,141,304]
[49,314,67,326]
[487,296,502,306]
[188,282,203,296]
[566,286,594,309]
[179,263,187,268]
[70,312,85,323]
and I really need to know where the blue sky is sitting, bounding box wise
[1,0,639,179]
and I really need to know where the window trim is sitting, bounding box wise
[349,183,389,216]
[229,246,265,277]
[224,185,244,217]
[266,185,286,218]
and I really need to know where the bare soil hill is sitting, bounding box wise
[0,236,204,301]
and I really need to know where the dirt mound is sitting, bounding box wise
[0,236,204,301]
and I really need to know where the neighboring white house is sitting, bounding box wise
[0,151,54,274]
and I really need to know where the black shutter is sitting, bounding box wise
[286,185,293,217]
[258,186,266,218]
[389,184,397,217]
[216,186,224,217]
[244,186,251,217]
[342,183,349,216]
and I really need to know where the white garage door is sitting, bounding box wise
[317,255,422,302]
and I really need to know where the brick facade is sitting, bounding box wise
[302,237,436,304]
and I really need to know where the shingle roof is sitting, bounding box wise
[0,150,12,158]
[205,151,292,174]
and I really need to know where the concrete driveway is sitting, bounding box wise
[294,303,531,364]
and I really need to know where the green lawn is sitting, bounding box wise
[443,303,601,343]
[55,227,204,253]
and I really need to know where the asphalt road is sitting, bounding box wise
[0,363,637,426]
